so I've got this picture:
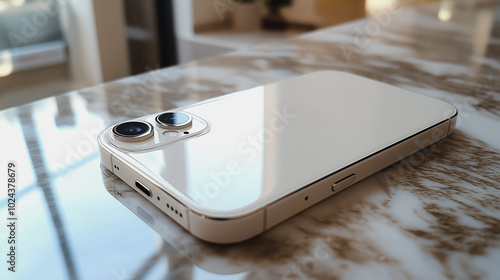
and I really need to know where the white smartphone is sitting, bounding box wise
[98,71,457,244]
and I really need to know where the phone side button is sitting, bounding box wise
[331,174,356,192]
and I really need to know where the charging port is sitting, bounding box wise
[135,181,151,197]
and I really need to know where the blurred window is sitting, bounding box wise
[0,0,66,77]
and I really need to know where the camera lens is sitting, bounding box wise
[155,112,192,129]
[112,121,154,141]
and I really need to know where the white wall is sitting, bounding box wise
[61,0,129,84]
[92,0,130,82]
[60,0,102,85]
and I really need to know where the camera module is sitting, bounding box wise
[112,121,154,141]
[155,112,192,129]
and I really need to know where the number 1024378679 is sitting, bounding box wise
[7,162,17,216]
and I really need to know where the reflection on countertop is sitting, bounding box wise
[1,1,500,279]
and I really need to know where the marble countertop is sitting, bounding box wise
[1,1,500,279]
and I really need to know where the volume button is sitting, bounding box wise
[331,174,356,192]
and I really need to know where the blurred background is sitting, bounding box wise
[0,0,445,109]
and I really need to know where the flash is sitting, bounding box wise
[163,131,179,137]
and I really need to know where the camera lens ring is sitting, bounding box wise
[155,111,192,129]
[112,121,154,142]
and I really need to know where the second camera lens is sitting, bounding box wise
[155,112,192,128]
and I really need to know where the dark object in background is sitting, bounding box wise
[123,0,177,75]
[262,0,292,30]
[156,0,177,68]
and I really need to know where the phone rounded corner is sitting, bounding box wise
[187,209,265,244]
[97,128,108,147]
[447,105,458,135]
[447,103,458,117]
[97,129,115,172]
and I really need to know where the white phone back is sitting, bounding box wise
[99,71,457,243]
